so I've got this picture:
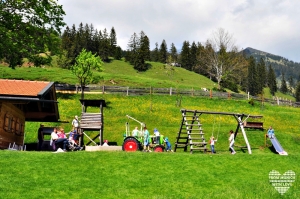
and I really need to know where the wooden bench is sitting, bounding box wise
[243,121,264,130]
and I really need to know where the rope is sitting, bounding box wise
[212,115,221,140]
[216,116,221,140]
[211,115,216,137]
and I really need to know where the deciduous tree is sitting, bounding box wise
[0,0,66,68]
[71,49,103,99]
[199,28,246,90]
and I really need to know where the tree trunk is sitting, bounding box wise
[81,84,85,100]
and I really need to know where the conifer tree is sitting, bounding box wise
[139,31,150,61]
[288,75,294,94]
[159,40,168,63]
[170,43,178,63]
[98,28,110,62]
[126,32,138,65]
[280,72,288,94]
[190,41,198,71]
[151,42,159,62]
[126,31,149,71]
[267,64,277,95]
[195,42,208,76]
[110,27,117,57]
[295,82,300,101]
[247,56,259,95]
[180,41,191,70]
[114,46,122,60]
[257,58,267,94]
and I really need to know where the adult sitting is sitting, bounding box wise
[51,127,69,152]
[132,126,139,137]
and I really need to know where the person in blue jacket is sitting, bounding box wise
[164,137,173,152]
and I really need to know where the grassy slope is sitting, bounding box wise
[0,60,216,89]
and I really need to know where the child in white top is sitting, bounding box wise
[228,130,236,154]
[210,136,217,154]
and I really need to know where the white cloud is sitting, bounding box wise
[59,0,300,62]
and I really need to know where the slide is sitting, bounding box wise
[270,136,288,155]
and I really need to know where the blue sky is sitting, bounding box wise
[59,0,300,62]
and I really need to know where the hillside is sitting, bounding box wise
[0,58,295,101]
[0,59,216,90]
[243,47,300,80]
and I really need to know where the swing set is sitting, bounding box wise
[174,109,263,154]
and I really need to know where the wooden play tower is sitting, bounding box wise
[174,109,263,154]
[79,99,106,146]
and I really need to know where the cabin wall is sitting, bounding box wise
[0,102,25,149]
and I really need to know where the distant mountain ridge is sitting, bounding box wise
[242,47,300,79]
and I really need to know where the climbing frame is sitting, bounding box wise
[174,109,207,153]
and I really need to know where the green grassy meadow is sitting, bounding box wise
[12,93,299,199]
[1,61,299,198]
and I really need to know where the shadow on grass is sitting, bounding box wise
[268,145,277,154]
[56,93,77,100]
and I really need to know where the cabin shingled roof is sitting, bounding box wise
[0,79,50,96]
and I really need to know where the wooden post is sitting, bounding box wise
[192,87,194,96]
[102,85,105,94]
[265,134,267,147]
[210,89,212,98]
[127,87,129,96]
[100,103,103,146]
[228,92,231,99]
[170,87,172,96]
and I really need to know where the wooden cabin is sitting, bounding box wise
[0,79,60,149]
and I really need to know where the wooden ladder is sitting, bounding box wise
[174,110,207,153]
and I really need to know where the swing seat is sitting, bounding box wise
[243,121,264,130]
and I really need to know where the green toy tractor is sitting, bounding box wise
[122,115,165,152]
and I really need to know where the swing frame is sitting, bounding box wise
[181,109,263,154]
[211,115,221,140]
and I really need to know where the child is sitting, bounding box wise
[209,136,217,154]
[154,128,160,144]
[102,140,109,146]
[143,127,150,152]
[267,126,275,139]
[228,130,236,154]
[164,137,173,152]
[68,130,82,151]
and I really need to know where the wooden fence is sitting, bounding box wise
[55,84,299,107]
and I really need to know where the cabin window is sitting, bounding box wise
[11,117,15,133]
[3,113,12,132]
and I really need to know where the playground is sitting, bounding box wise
[2,94,299,198]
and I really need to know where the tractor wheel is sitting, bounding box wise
[122,138,140,152]
[153,145,165,152]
